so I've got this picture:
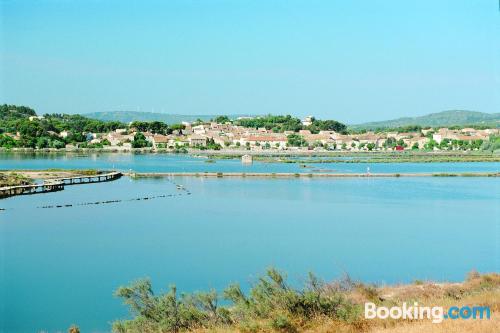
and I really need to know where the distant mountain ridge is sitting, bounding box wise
[350,110,500,130]
[83,111,253,124]
[83,110,500,129]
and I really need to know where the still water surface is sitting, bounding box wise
[0,155,499,332]
[1,152,499,173]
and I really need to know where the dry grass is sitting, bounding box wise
[0,169,101,181]
[0,172,33,186]
[188,273,500,333]
[368,318,499,333]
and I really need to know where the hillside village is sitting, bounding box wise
[1,105,498,152]
[23,117,500,152]
[103,118,498,152]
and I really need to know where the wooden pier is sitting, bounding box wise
[0,171,122,199]
[51,172,122,185]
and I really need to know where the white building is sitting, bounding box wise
[302,116,313,126]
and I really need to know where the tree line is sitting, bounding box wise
[235,115,347,134]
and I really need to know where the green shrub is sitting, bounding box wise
[270,314,296,332]
[113,269,360,333]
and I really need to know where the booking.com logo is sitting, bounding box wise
[365,302,491,324]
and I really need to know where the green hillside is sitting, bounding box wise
[350,110,500,130]
[87,110,500,129]
[83,111,253,124]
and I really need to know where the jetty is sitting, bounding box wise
[49,172,122,185]
[0,171,122,199]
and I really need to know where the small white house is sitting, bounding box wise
[60,130,71,138]
[302,116,313,126]
[241,154,253,164]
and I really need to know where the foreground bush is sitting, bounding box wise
[112,270,499,333]
[112,268,359,333]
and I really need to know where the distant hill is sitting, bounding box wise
[350,110,500,130]
[83,111,253,124]
[83,110,500,129]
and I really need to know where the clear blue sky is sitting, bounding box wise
[1,0,498,124]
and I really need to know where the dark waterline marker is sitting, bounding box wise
[35,181,190,210]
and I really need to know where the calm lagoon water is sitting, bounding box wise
[0,154,499,333]
[1,152,499,173]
